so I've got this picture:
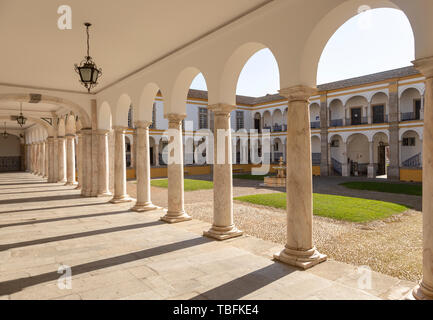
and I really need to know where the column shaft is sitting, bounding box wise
[110,127,132,203]
[412,57,433,300]
[204,104,242,240]
[132,121,156,211]
[274,85,327,269]
[161,114,191,223]
[65,135,77,185]
[75,133,83,189]
[57,137,66,183]
[97,131,112,197]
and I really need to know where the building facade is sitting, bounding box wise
[123,66,424,182]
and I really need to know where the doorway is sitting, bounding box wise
[351,108,362,125]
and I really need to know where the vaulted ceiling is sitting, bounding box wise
[0,0,271,93]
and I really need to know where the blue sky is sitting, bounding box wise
[190,8,414,97]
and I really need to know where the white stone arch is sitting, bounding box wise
[369,130,390,142]
[345,95,369,121]
[272,108,283,127]
[370,91,389,119]
[298,0,425,86]
[399,87,422,114]
[399,127,423,141]
[309,103,320,123]
[98,101,112,131]
[217,43,280,105]
[113,94,132,127]
[263,110,272,128]
[137,82,163,122]
[368,90,389,103]
[0,93,91,128]
[346,133,370,166]
[167,66,207,115]
[399,84,424,98]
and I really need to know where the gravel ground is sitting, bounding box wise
[126,176,423,281]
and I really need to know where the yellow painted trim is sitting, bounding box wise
[312,166,321,176]
[400,168,422,182]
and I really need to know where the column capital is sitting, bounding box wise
[134,120,152,129]
[413,56,433,78]
[95,129,111,136]
[112,126,129,133]
[208,103,236,115]
[279,85,317,103]
[165,113,186,124]
[65,133,76,138]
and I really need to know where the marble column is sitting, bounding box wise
[35,143,40,175]
[161,114,191,223]
[65,134,77,186]
[53,138,59,183]
[47,137,56,183]
[57,137,67,183]
[155,144,160,166]
[39,143,44,176]
[110,126,132,203]
[274,85,327,269]
[368,141,375,178]
[97,130,112,197]
[41,142,46,178]
[132,121,157,212]
[411,56,433,300]
[204,104,242,240]
[341,142,349,177]
[81,130,92,197]
[75,133,83,189]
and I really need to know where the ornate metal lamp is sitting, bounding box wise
[2,122,8,139]
[74,23,102,93]
[16,102,27,127]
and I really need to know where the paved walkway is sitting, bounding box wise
[0,172,415,300]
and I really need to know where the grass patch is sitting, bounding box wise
[234,193,409,223]
[340,181,422,196]
[151,179,213,191]
[232,174,265,181]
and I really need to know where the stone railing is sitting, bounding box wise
[402,153,422,168]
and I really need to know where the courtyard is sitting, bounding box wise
[128,175,423,282]
[0,172,416,300]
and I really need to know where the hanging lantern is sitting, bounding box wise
[16,102,27,127]
[74,23,102,93]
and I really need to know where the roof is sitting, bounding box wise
[187,66,421,106]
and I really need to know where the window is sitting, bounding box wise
[198,107,208,129]
[403,137,416,146]
[236,111,244,130]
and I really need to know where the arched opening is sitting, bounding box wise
[401,130,422,168]
[329,99,344,127]
[309,103,321,129]
[311,136,321,166]
[273,138,283,164]
[329,134,344,176]
[347,133,370,176]
[345,96,369,126]
[272,109,283,132]
[263,111,271,131]
[125,135,132,168]
[372,132,390,177]
[0,132,21,172]
[253,112,262,133]
[400,88,422,121]
[370,92,389,124]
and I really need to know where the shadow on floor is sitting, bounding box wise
[0,210,134,228]
[0,237,212,296]
[0,202,107,215]
[0,194,84,205]
[190,262,296,300]
[0,220,165,251]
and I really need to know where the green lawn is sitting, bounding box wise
[151,179,213,191]
[340,181,422,196]
[232,174,265,181]
[234,193,409,223]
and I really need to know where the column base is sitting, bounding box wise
[131,202,159,212]
[110,195,133,204]
[273,246,327,270]
[408,282,433,300]
[65,181,78,186]
[367,165,376,179]
[203,224,243,241]
[75,184,81,190]
[97,191,112,197]
[161,210,192,224]
[58,179,67,183]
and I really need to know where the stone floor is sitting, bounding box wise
[0,172,415,300]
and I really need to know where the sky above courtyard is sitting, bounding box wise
[190,8,415,97]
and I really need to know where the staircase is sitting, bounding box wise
[331,158,342,175]
[402,153,422,168]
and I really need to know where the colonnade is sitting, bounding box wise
[22,57,433,299]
